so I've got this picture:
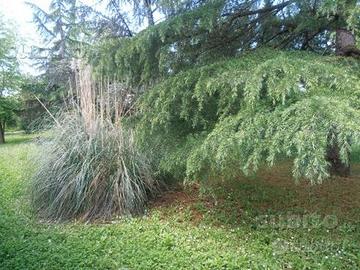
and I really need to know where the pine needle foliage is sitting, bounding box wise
[89,0,360,90]
[89,0,229,87]
[137,49,360,183]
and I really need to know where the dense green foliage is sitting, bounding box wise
[90,0,360,88]
[137,49,360,183]
[1,134,360,269]
[0,95,19,126]
[0,16,21,142]
[19,77,62,133]
[0,18,20,90]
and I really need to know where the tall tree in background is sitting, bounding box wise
[19,77,53,133]
[0,17,21,144]
[27,0,83,90]
[105,0,156,27]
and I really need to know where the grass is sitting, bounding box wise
[1,133,360,269]
[31,113,157,221]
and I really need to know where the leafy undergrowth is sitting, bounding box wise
[1,134,360,269]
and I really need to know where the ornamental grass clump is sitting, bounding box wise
[30,64,158,221]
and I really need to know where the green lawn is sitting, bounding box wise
[1,133,360,269]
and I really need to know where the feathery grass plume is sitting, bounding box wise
[30,62,158,221]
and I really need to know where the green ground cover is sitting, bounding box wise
[1,133,359,269]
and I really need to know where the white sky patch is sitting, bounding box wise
[0,0,49,75]
[0,0,96,75]
[0,0,162,75]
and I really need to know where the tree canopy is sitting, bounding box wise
[27,0,85,89]
[26,0,360,182]
[0,16,21,143]
[89,0,360,89]
[136,49,360,183]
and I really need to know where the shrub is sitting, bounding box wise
[30,113,157,221]
[30,63,158,221]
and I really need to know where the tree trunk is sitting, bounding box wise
[144,0,154,26]
[326,126,350,177]
[335,28,360,57]
[324,29,356,177]
[0,121,5,144]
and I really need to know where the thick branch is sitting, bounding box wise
[225,0,294,25]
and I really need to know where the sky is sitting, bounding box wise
[0,0,48,74]
[0,0,98,75]
[0,0,159,75]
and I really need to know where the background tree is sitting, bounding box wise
[88,0,360,180]
[0,96,19,143]
[0,17,21,144]
[106,0,156,26]
[19,77,54,133]
[90,0,360,86]
[27,0,85,90]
